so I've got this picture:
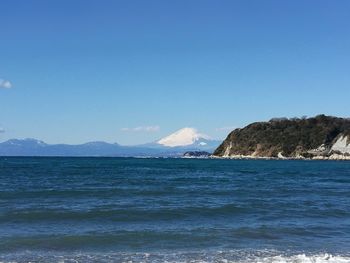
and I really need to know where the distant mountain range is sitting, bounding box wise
[0,128,221,157]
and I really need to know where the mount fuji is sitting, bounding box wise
[154,127,220,150]
[136,127,221,156]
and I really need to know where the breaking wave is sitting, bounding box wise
[1,250,350,263]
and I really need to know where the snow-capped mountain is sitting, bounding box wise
[156,127,219,150]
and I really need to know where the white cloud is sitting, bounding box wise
[215,126,236,132]
[0,128,5,133]
[121,126,160,132]
[0,79,12,89]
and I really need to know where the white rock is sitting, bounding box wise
[331,135,350,154]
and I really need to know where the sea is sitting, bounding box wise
[0,157,350,263]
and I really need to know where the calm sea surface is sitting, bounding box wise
[0,157,350,262]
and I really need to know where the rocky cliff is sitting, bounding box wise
[213,115,350,159]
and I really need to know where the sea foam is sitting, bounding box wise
[1,251,350,263]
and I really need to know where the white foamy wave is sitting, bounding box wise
[1,252,350,263]
[247,254,350,263]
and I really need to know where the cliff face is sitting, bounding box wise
[213,115,350,159]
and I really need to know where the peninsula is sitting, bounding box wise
[213,115,350,160]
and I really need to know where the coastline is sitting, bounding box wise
[209,154,350,161]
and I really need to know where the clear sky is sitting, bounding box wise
[1,0,350,145]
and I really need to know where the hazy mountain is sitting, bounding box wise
[0,139,161,157]
[0,128,221,157]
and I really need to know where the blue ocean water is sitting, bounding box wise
[0,157,350,262]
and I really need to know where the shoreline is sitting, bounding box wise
[209,154,350,161]
[1,155,350,161]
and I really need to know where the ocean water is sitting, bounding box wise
[0,157,350,262]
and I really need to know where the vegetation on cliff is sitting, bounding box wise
[213,115,350,158]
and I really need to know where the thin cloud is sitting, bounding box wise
[0,79,12,89]
[0,128,5,133]
[121,126,160,132]
[215,126,236,132]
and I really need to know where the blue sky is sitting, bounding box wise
[1,0,350,145]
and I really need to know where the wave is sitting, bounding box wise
[1,250,350,263]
